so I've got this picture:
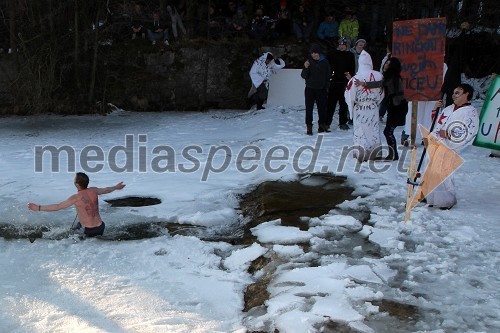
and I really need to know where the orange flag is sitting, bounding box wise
[410,125,464,209]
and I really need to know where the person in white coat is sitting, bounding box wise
[248,52,285,110]
[344,50,384,162]
[424,83,479,209]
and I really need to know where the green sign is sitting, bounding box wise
[473,76,500,150]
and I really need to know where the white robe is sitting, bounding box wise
[248,52,285,97]
[425,103,479,208]
[345,50,384,161]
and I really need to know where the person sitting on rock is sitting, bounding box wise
[147,11,170,46]
[130,1,147,40]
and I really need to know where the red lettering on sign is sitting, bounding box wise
[393,18,446,101]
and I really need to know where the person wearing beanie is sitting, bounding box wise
[309,43,322,54]
[301,44,331,135]
[339,36,351,48]
[350,38,366,74]
[326,37,355,131]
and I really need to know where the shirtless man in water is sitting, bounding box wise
[28,172,125,237]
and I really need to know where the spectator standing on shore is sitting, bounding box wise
[301,43,331,135]
[378,44,392,120]
[326,37,355,131]
[350,38,366,74]
[380,44,392,72]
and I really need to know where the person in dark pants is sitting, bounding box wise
[301,43,331,135]
[326,37,355,131]
[378,44,392,120]
[381,58,407,160]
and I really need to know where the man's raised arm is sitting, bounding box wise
[96,182,126,195]
[28,195,77,212]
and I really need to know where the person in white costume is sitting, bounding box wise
[425,83,479,209]
[344,50,384,162]
[248,52,285,110]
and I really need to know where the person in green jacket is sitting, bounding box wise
[338,8,359,46]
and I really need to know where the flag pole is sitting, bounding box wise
[413,94,444,182]
[405,145,418,222]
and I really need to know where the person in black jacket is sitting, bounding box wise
[146,11,170,46]
[301,43,331,135]
[326,37,355,131]
[380,57,407,160]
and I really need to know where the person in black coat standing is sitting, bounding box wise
[326,37,355,131]
[301,43,331,135]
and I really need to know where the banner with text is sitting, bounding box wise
[473,75,500,151]
[393,18,446,101]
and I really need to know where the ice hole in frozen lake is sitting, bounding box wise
[104,196,161,207]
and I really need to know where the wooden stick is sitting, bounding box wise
[410,100,418,147]
[405,146,418,222]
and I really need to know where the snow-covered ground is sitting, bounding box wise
[0,103,499,333]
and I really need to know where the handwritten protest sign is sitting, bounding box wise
[393,18,446,101]
[473,75,500,151]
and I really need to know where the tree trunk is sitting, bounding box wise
[88,6,101,106]
[8,0,16,55]
[200,0,211,109]
[74,0,80,92]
